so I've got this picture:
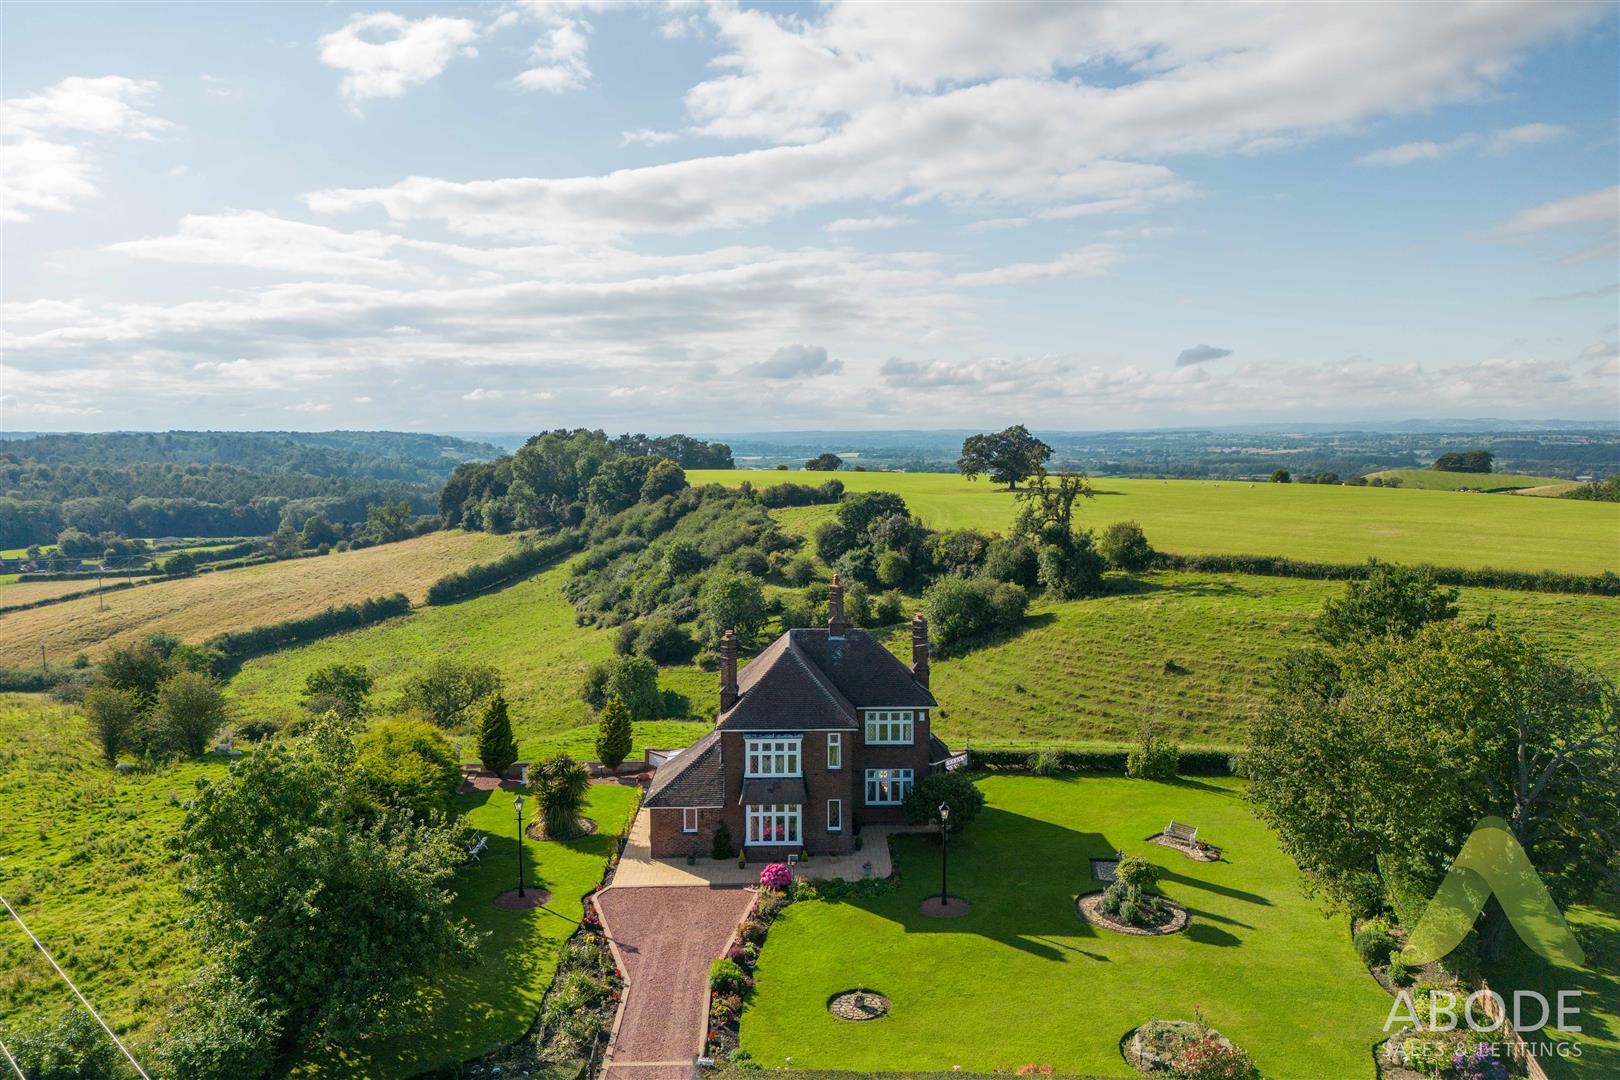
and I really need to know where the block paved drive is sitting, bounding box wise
[595,884,757,1080]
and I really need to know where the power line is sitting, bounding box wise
[0,1033,24,1080]
[0,893,151,1080]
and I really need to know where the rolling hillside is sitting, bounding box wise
[1362,467,1573,492]
[0,530,515,666]
[689,469,1619,575]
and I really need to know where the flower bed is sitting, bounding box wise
[1079,891,1189,936]
[1125,1019,1256,1078]
[704,865,803,1065]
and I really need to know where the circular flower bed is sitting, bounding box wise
[828,989,891,1021]
[526,817,598,842]
[493,887,552,910]
[1125,1020,1254,1077]
[1078,891,1189,936]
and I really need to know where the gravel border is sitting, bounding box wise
[1077,891,1190,936]
[828,990,891,1021]
[1149,833,1222,862]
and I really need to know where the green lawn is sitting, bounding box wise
[688,470,1619,575]
[742,775,1394,1078]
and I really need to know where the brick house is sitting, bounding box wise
[643,576,950,859]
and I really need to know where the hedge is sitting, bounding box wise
[205,592,411,663]
[424,531,583,605]
[0,579,140,614]
[970,747,1237,776]
[1154,552,1619,596]
[0,667,71,692]
[13,568,153,582]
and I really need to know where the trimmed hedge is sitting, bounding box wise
[424,531,583,605]
[205,592,411,663]
[1154,551,1619,596]
[970,747,1237,776]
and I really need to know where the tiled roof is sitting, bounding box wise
[739,777,807,805]
[643,730,725,808]
[715,626,934,731]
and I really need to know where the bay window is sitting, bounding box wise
[746,804,801,846]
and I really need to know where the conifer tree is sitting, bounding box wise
[477,693,518,775]
[595,693,633,770]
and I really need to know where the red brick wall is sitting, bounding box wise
[853,708,931,827]
[648,807,722,859]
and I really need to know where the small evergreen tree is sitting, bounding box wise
[477,693,518,775]
[595,693,633,770]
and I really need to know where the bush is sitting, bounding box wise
[1098,883,1124,914]
[1115,854,1161,893]
[1353,924,1397,966]
[595,694,633,769]
[1036,531,1107,599]
[581,655,662,721]
[424,532,582,604]
[712,820,734,859]
[923,575,1025,653]
[875,550,910,588]
[1098,520,1155,572]
[84,685,142,762]
[1126,722,1180,779]
[983,537,1040,588]
[402,660,503,728]
[1174,1035,1259,1080]
[872,590,904,625]
[635,617,698,665]
[903,770,986,833]
[355,717,463,820]
[782,555,818,586]
[154,669,229,757]
[1152,552,1619,597]
[10,1010,123,1080]
[812,520,853,563]
[207,592,410,663]
[301,662,372,720]
[759,863,792,891]
[709,957,749,995]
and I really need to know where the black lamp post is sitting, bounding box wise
[938,801,951,906]
[514,794,526,898]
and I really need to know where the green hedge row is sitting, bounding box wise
[424,531,582,605]
[205,592,411,663]
[0,667,72,692]
[969,747,1238,776]
[14,568,152,582]
[1154,552,1619,596]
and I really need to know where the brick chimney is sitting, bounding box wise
[719,629,739,712]
[827,573,847,637]
[911,611,930,687]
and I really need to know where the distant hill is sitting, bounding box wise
[1362,468,1572,492]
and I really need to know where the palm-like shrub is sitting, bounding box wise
[537,755,590,839]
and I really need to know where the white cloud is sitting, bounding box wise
[620,127,678,147]
[954,245,1122,286]
[1,75,168,222]
[1494,186,1619,264]
[744,344,843,379]
[1484,121,1566,155]
[287,401,333,413]
[508,1,626,93]
[463,387,504,400]
[826,216,910,232]
[1356,122,1565,165]
[318,12,479,111]
[107,210,415,278]
[1176,344,1233,367]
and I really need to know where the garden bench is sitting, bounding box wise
[466,834,489,863]
[1164,821,1198,847]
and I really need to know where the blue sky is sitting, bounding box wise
[2,1,1617,433]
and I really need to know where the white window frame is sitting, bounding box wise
[826,732,842,770]
[827,798,842,832]
[745,736,802,778]
[864,710,914,745]
[746,804,802,846]
[681,808,699,833]
[865,768,914,805]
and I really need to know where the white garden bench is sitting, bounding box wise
[466,835,489,863]
[1165,821,1198,847]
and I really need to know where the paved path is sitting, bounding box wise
[595,884,757,1080]
[609,808,927,887]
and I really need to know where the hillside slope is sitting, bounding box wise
[0,530,515,666]
[1362,467,1568,491]
[689,470,1619,575]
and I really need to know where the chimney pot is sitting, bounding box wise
[827,573,847,636]
[911,611,930,687]
[719,629,739,712]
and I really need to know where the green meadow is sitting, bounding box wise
[688,469,1619,575]
[1363,467,1571,491]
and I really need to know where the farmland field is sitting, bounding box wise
[0,530,516,667]
[0,576,159,610]
[688,470,1619,575]
[1364,467,1572,491]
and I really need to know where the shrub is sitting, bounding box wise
[581,655,662,721]
[477,693,518,775]
[355,717,462,820]
[875,550,910,588]
[595,694,634,770]
[872,590,904,625]
[923,575,1023,653]
[1098,520,1155,572]
[1098,883,1124,914]
[10,1010,123,1080]
[709,958,749,995]
[425,533,582,604]
[983,537,1040,588]
[1036,531,1107,599]
[1387,956,1413,985]
[1354,924,1398,966]
[782,555,817,586]
[301,662,372,720]
[812,520,853,562]
[1126,722,1180,779]
[636,617,698,664]
[1117,899,1139,925]
[1173,1035,1259,1080]
[154,670,230,757]
[698,572,768,648]
[759,863,792,892]
[84,685,142,762]
[1115,855,1161,894]
[1027,749,1065,776]
[712,820,734,860]
[903,770,986,833]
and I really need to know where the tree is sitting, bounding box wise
[1013,471,1093,537]
[355,717,463,820]
[1125,721,1179,779]
[477,692,519,775]
[804,453,843,471]
[639,457,688,502]
[155,670,229,757]
[402,660,504,727]
[1097,520,1155,572]
[922,576,1027,654]
[1314,563,1459,646]
[8,1010,122,1080]
[364,499,415,543]
[537,754,591,838]
[595,694,634,770]
[163,550,199,576]
[957,425,1053,489]
[301,662,374,720]
[698,571,768,648]
[101,635,177,706]
[580,655,663,721]
[1433,450,1494,474]
[299,513,339,548]
[903,771,986,834]
[84,685,142,762]
[585,455,659,514]
[835,490,909,538]
[1035,530,1107,599]
[1271,469,1292,483]
[173,723,472,1060]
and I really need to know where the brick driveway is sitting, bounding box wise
[595,884,756,1080]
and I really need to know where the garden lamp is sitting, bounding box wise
[514,794,526,898]
[938,802,951,906]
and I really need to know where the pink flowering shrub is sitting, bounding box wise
[759,862,792,892]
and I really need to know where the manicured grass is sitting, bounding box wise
[916,573,1620,750]
[1363,468,1567,491]
[0,693,643,1077]
[0,530,516,667]
[298,781,640,1077]
[743,774,1394,1078]
[688,470,1619,575]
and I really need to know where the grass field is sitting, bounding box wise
[743,774,1394,1078]
[688,470,1619,575]
[0,576,160,610]
[1364,468,1571,492]
[0,530,515,667]
[0,694,642,1077]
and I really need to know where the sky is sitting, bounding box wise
[1,0,1617,434]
